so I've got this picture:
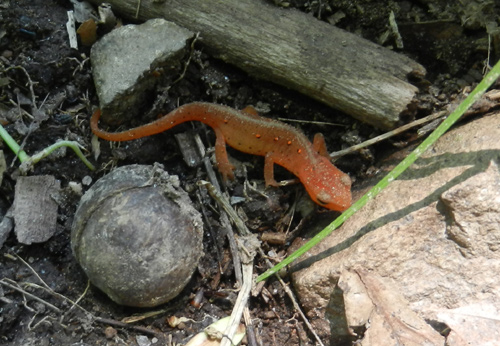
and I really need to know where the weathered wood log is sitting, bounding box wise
[88,0,426,129]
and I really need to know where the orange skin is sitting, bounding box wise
[90,102,352,211]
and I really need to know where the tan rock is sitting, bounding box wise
[292,112,500,344]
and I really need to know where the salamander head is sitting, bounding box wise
[302,156,352,211]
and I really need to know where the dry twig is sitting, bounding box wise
[199,179,325,345]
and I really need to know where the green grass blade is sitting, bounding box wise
[0,124,95,172]
[26,140,95,171]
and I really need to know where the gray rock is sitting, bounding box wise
[91,18,194,124]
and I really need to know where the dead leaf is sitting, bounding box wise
[338,269,372,331]
[436,303,500,346]
[185,316,245,346]
[70,0,97,23]
[349,269,445,346]
[77,18,97,46]
[91,133,100,160]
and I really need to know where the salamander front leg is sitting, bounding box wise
[313,133,330,159]
[213,128,235,181]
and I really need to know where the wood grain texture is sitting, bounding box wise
[88,0,426,129]
[14,175,60,244]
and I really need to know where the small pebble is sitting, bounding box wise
[68,181,83,195]
[82,175,92,186]
[136,335,151,346]
[104,326,117,339]
[1,50,13,59]
[263,311,277,319]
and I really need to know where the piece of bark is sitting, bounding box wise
[260,231,287,245]
[87,0,426,129]
[14,175,61,245]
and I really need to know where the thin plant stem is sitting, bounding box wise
[26,140,95,171]
[0,124,29,162]
[256,59,500,282]
[0,124,94,171]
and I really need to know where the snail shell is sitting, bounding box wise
[71,164,203,307]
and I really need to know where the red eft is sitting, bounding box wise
[90,102,352,211]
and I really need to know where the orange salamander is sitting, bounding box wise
[90,102,352,211]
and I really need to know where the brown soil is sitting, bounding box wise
[0,0,497,345]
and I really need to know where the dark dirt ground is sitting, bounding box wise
[0,0,498,345]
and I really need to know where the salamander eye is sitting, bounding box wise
[316,198,329,205]
[316,192,331,206]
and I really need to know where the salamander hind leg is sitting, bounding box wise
[264,152,280,187]
[241,105,259,116]
[214,128,235,181]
